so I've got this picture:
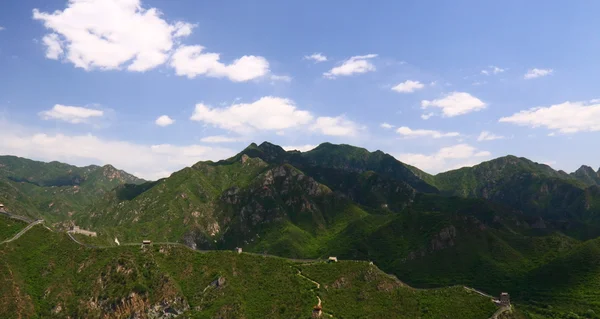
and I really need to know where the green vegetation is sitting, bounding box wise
[299,261,498,318]
[0,225,500,318]
[4,141,600,317]
[0,155,144,222]
[0,214,27,241]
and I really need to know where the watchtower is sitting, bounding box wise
[312,305,322,318]
[499,292,510,306]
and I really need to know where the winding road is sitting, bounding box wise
[1,219,43,244]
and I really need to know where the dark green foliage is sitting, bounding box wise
[299,261,497,318]
[0,214,27,241]
[4,142,600,317]
[0,225,498,318]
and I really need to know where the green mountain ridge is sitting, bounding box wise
[0,155,145,223]
[3,142,600,318]
[0,222,509,319]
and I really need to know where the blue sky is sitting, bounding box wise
[1,0,600,179]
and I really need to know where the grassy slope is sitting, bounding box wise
[0,214,27,241]
[299,261,497,319]
[0,224,501,319]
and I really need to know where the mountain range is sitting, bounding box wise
[2,142,600,318]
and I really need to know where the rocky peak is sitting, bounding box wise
[571,165,600,186]
[257,141,286,158]
[574,165,596,176]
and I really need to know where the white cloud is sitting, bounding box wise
[0,26,5,31]
[396,126,460,139]
[491,66,505,74]
[172,21,196,37]
[477,131,504,141]
[282,144,316,152]
[395,144,491,173]
[380,122,394,129]
[304,53,327,63]
[170,45,270,82]
[32,0,269,82]
[190,96,313,134]
[42,34,63,59]
[32,0,195,72]
[499,100,600,133]
[38,104,103,124]
[324,54,377,79]
[270,74,292,82]
[155,115,174,127]
[421,92,486,117]
[481,65,505,75]
[0,121,235,180]
[200,135,245,143]
[524,68,553,79]
[310,116,362,136]
[421,112,434,120]
[391,80,425,93]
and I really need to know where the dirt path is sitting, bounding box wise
[295,268,335,317]
[297,269,320,288]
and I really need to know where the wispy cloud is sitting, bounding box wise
[524,68,553,79]
[324,54,377,79]
[39,104,103,124]
[477,131,504,141]
[304,53,327,63]
[395,144,491,173]
[391,80,425,93]
[396,126,460,139]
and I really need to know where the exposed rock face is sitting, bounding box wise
[100,292,189,319]
[211,276,226,288]
[406,225,457,261]
[241,154,250,164]
[430,225,457,251]
[332,277,348,289]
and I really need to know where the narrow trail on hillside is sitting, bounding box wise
[2,212,504,318]
[295,267,335,318]
[297,269,320,288]
[1,220,43,244]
